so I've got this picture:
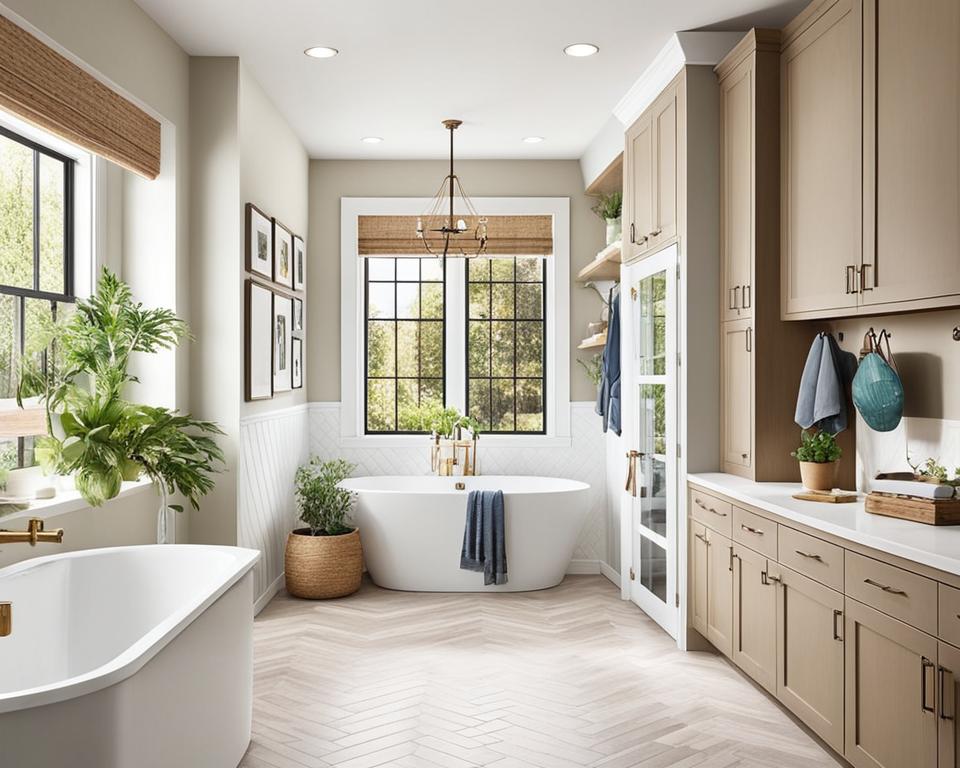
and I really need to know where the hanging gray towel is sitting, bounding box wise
[460,490,507,586]
[596,288,621,435]
[795,332,857,433]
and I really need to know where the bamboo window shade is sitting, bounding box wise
[0,14,161,179]
[358,215,553,257]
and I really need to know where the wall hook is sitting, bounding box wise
[953,326,960,342]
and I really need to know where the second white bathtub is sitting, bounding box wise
[340,475,590,592]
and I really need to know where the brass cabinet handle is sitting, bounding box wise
[630,223,636,244]
[762,568,781,586]
[922,658,936,714]
[733,285,741,310]
[861,263,873,292]
[740,524,763,536]
[745,326,752,353]
[728,287,737,311]
[845,265,861,295]
[864,578,908,596]
[833,609,843,641]
[650,228,662,237]
[795,550,823,562]
[625,450,643,497]
[742,284,751,309]
[940,666,954,722]
[729,546,735,572]
[694,532,708,544]
[693,497,727,517]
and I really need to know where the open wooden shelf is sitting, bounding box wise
[577,241,621,283]
[578,332,607,350]
[585,152,623,197]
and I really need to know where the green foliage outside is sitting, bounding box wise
[791,429,842,464]
[294,457,356,536]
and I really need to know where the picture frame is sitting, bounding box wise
[273,293,293,393]
[244,279,273,401]
[293,297,303,332]
[273,219,294,289]
[293,235,305,291]
[292,337,303,389]
[245,204,273,280]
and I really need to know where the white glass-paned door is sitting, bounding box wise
[620,245,678,637]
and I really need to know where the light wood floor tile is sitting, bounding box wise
[239,576,839,767]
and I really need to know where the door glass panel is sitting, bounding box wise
[635,270,666,375]
[638,538,667,602]
[638,383,667,536]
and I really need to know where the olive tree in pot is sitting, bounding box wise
[285,457,362,599]
[791,429,842,491]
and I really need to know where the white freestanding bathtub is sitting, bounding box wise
[341,475,590,592]
[0,544,260,768]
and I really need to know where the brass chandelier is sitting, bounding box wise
[416,119,488,258]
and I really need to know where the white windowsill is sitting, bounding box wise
[338,435,572,450]
[0,478,154,526]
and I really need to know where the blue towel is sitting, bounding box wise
[596,288,621,435]
[460,490,507,586]
[795,332,858,433]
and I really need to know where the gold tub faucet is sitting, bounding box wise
[0,518,64,546]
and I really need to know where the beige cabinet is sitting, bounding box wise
[721,319,752,471]
[939,641,960,768]
[651,85,678,248]
[777,566,845,753]
[845,597,938,768]
[732,543,777,693]
[624,113,654,261]
[780,0,862,317]
[705,528,734,658]
[690,522,709,637]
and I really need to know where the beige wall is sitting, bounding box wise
[307,159,606,404]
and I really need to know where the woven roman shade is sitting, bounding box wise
[358,215,553,256]
[0,14,161,179]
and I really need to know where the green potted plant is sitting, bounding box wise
[592,191,623,246]
[791,429,842,491]
[286,457,362,599]
[18,269,224,542]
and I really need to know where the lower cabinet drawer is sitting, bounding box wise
[689,487,733,537]
[733,506,777,560]
[778,526,844,592]
[845,551,937,635]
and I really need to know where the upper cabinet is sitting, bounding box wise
[781,0,960,319]
[623,76,680,262]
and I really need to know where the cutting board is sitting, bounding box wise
[865,492,960,525]
[792,490,858,503]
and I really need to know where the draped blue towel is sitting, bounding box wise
[596,288,621,435]
[460,490,507,586]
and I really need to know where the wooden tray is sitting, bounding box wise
[865,492,960,526]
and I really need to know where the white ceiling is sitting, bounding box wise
[134,0,806,160]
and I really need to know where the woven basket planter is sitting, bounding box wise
[284,528,362,599]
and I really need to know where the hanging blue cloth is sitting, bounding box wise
[596,288,621,435]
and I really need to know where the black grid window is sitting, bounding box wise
[0,126,76,470]
[364,257,445,433]
[466,256,546,434]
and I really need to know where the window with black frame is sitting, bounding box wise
[364,257,445,433]
[466,256,546,434]
[0,126,75,470]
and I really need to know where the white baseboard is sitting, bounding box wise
[566,559,601,575]
[254,572,285,615]
[600,561,620,587]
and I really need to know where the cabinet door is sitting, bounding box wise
[651,85,678,248]
[625,114,654,260]
[690,521,709,637]
[863,0,960,307]
[844,598,938,768]
[939,641,960,768]
[732,543,776,693]
[781,0,862,316]
[705,529,734,658]
[777,566,845,753]
[721,319,753,473]
[720,56,754,322]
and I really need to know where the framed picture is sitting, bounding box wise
[245,280,273,401]
[293,235,305,291]
[273,293,293,393]
[292,337,303,389]
[293,297,303,332]
[245,204,272,280]
[273,220,294,289]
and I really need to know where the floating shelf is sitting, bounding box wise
[577,241,622,283]
[578,332,607,350]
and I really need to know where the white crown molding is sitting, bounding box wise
[612,31,745,127]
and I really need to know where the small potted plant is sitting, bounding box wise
[592,191,622,246]
[285,457,362,599]
[791,429,842,491]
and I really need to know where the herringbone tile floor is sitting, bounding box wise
[239,576,841,768]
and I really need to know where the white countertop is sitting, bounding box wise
[688,473,960,578]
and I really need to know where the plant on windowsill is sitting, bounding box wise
[285,457,362,599]
[791,429,842,491]
[591,191,622,246]
[17,268,224,543]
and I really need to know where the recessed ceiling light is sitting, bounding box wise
[361,136,383,144]
[304,46,339,59]
[563,43,599,57]
[523,136,544,144]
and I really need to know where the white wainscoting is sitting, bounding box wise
[239,404,310,610]
[309,401,610,565]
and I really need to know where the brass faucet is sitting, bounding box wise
[0,603,10,637]
[0,518,64,546]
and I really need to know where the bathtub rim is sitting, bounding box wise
[0,544,260,715]
[340,475,591,496]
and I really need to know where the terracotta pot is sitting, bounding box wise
[799,461,838,491]
[284,527,362,599]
